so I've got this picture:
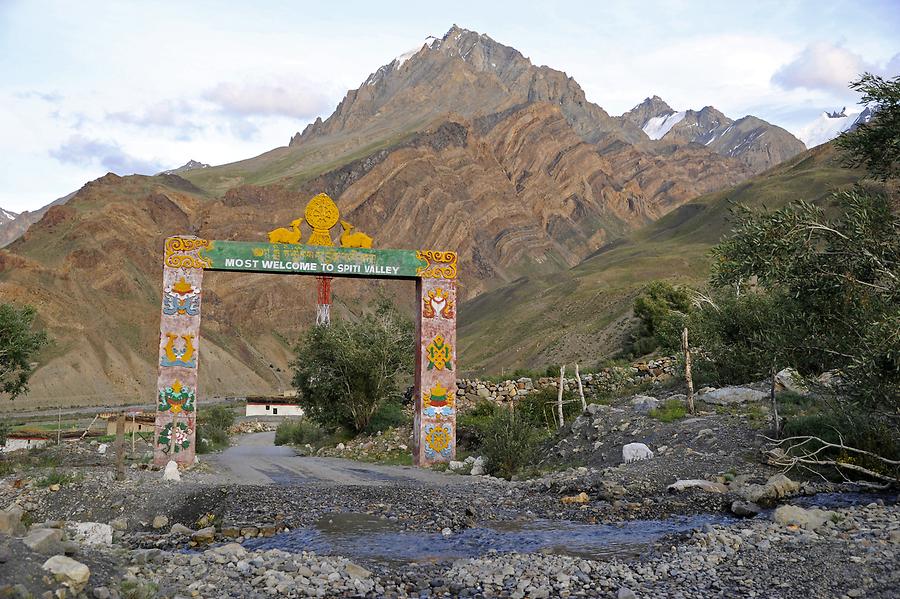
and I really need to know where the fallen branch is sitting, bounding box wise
[764,434,900,487]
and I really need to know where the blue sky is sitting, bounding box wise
[1,0,898,212]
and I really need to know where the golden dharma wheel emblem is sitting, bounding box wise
[305,193,339,246]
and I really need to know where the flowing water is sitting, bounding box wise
[242,513,734,564]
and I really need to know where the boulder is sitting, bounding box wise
[739,473,800,506]
[42,555,90,591]
[730,500,762,518]
[561,492,590,504]
[775,368,809,395]
[622,443,654,463]
[345,562,372,580]
[23,528,64,553]
[191,526,216,544]
[698,386,767,405]
[774,505,834,530]
[448,461,465,471]
[97,444,108,455]
[630,395,660,413]
[68,522,113,546]
[470,456,486,476]
[618,588,637,599]
[667,479,728,494]
[170,523,194,536]
[210,542,246,559]
[108,517,128,532]
[151,515,169,529]
[162,461,180,482]
[0,504,26,536]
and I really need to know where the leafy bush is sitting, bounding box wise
[648,398,687,422]
[628,281,693,356]
[457,401,500,450]
[275,419,327,447]
[195,405,235,454]
[517,388,581,429]
[479,408,545,479]
[364,401,409,434]
[0,421,9,446]
[292,298,414,433]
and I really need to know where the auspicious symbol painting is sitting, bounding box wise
[425,334,453,371]
[423,382,455,418]
[416,250,457,279]
[162,277,200,316]
[158,380,195,414]
[160,333,197,368]
[422,287,454,319]
[424,422,453,459]
[164,237,211,269]
[304,193,340,246]
[157,421,193,453]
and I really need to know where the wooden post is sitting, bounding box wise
[682,327,695,415]
[557,365,566,428]
[575,364,586,411]
[131,413,136,456]
[115,412,126,481]
[770,362,780,436]
[56,407,61,445]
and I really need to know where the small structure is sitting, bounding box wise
[245,397,304,417]
[101,412,155,436]
[1,431,51,453]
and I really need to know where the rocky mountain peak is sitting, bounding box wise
[158,160,210,175]
[0,207,17,222]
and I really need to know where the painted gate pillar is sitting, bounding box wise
[153,236,209,466]
[414,251,458,466]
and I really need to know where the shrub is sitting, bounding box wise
[517,388,581,429]
[275,419,327,447]
[292,298,414,433]
[648,398,687,422]
[202,405,236,431]
[0,421,9,446]
[479,408,545,479]
[36,469,76,487]
[364,401,409,434]
[457,401,500,450]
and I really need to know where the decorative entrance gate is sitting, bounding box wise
[154,195,457,468]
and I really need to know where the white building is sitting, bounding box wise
[2,434,51,453]
[245,398,304,417]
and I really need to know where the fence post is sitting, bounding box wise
[115,412,126,481]
[575,364,586,411]
[556,365,566,428]
[682,327,695,415]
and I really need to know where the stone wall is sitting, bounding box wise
[455,357,676,410]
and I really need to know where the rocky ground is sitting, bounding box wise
[1,387,898,598]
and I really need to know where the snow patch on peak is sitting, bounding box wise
[0,208,17,222]
[643,111,686,140]
[393,48,418,69]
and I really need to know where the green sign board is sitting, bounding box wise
[200,240,427,279]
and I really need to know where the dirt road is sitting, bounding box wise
[207,431,475,486]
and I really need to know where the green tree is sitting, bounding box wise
[292,299,414,433]
[709,190,899,410]
[836,73,900,180]
[630,280,693,354]
[0,303,49,399]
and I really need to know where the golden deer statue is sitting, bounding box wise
[267,218,304,244]
[339,220,373,248]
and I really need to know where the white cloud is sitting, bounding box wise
[772,42,871,94]
[203,80,333,120]
[49,135,166,175]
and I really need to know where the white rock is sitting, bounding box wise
[151,515,169,529]
[97,444,108,455]
[775,368,809,395]
[336,443,345,450]
[630,395,659,413]
[698,386,768,405]
[774,505,834,530]
[68,522,113,546]
[470,456,486,476]
[42,555,90,590]
[667,479,728,493]
[448,461,465,471]
[441,527,452,536]
[210,542,247,559]
[622,442,654,463]
[163,460,181,482]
